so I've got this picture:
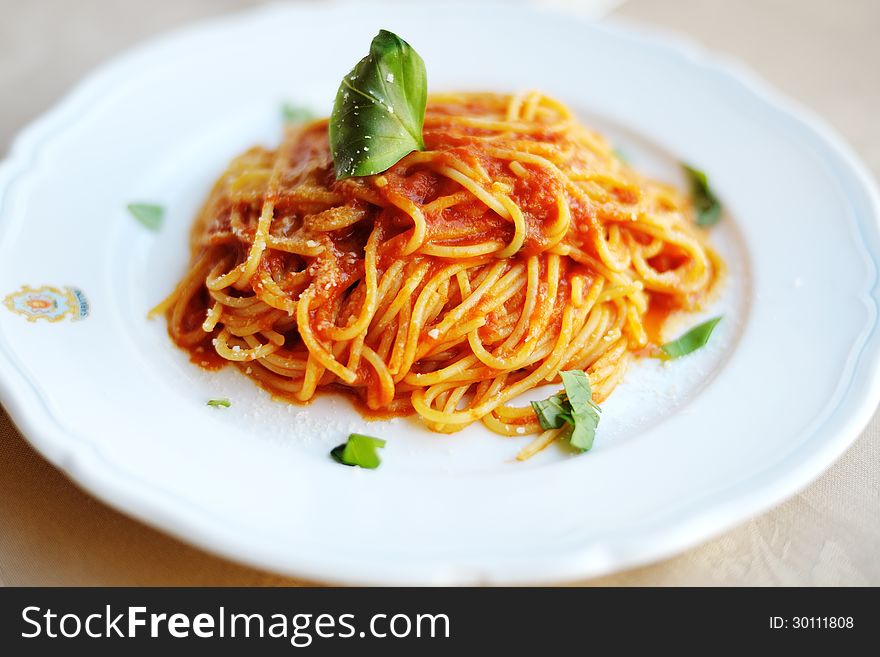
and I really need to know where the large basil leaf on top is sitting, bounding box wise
[329,30,427,179]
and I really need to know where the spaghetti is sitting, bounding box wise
[154,92,721,457]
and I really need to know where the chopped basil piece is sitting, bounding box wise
[127,203,164,231]
[329,30,427,179]
[206,398,231,408]
[530,370,601,453]
[612,147,629,164]
[560,370,602,452]
[281,103,315,124]
[330,433,387,469]
[661,316,722,359]
[531,392,572,430]
[682,164,722,226]
[330,444,348,464]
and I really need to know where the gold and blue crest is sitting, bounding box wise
[3,285,89,323]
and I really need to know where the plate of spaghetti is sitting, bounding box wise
[0,3,878,584]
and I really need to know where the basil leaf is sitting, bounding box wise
[530,392,571,430]
[281,103,315,124]
[127,203,164,231]
[329,30,427,179]
[206,398,231,408]
[530,371,601,453]
[560,370,601,452]
[330,444,349,465]
[330,433,387,469]
[661,316,722,359]
[682,164,722,226]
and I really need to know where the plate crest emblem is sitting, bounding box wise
[4,285,89,322]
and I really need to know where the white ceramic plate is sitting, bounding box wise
[1,3,878,585]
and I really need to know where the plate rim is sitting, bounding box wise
[1,3,879,584]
